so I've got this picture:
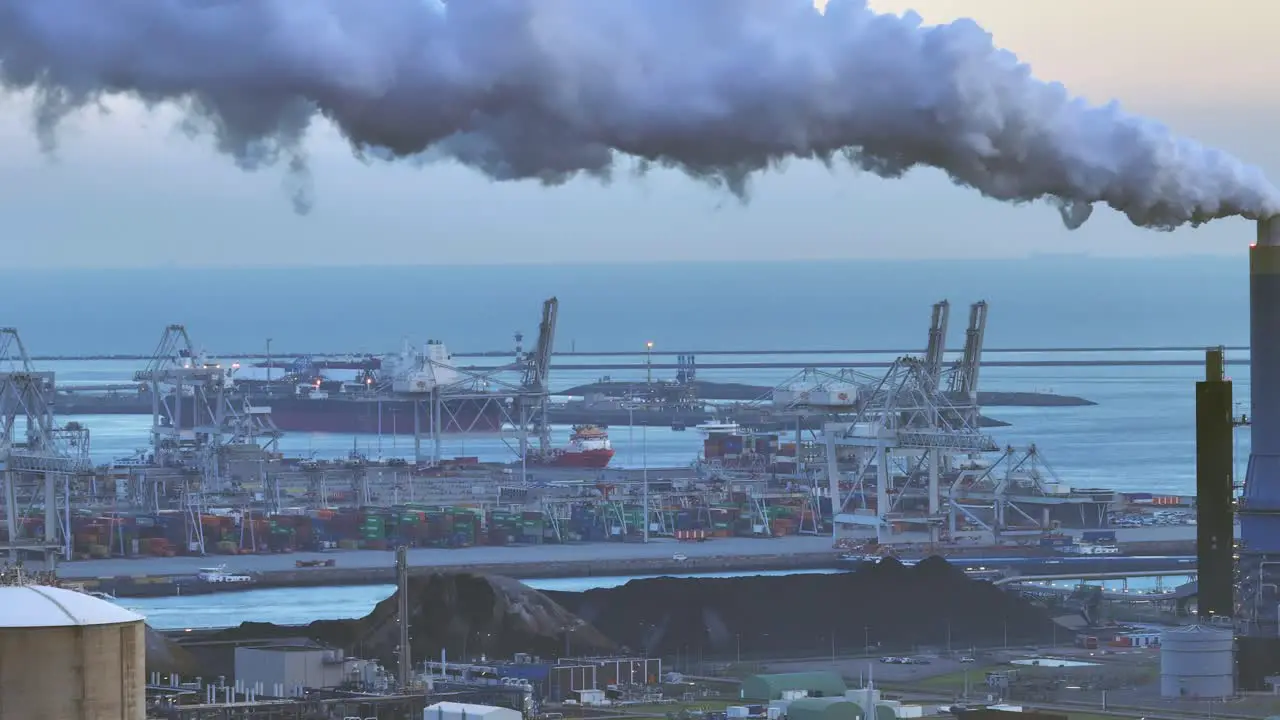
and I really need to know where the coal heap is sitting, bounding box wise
[544,557,1057,656]
[145,625,201,675]
[210,572,614,668]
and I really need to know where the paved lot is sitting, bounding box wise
[59,534,837,578]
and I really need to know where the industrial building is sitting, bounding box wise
[234,644,356,697]
[0,582,146,719]
[1238,217,1280,687]
[424,654,662,702]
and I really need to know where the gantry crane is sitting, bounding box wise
[0,328,91,566]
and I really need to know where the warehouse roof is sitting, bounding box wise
[0,585,143,627]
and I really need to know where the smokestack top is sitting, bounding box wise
[1260,217,1280,247]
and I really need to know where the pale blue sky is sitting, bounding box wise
[0,0,1271,268]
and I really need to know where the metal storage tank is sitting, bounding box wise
[0,584,146,719]
[1160,625,1234,698]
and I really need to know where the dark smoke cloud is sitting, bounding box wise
[1,0,1276,228]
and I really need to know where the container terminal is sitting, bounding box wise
[0,296,1212,596]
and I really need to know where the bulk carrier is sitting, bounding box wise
[238,341,504,435]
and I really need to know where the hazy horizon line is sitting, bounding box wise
[0,253,1252,273]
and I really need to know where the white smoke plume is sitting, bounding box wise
[1,0,1276,228]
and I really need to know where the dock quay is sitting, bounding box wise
[61,532,1200,599]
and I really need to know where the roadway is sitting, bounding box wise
[59,531,1197,583]
[59,534,838,578]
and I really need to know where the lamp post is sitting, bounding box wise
[642,341,652,543]
[642,422,649,543]
[645,341,654,386]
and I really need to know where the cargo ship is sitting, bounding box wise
[238,341,504,435]
[526,425,616,469]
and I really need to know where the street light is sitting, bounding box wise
[645,341,654,386]
[641,421,649,543]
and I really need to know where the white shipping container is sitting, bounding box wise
[727,706,750,718]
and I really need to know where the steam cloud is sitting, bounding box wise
[1,0,1277,228]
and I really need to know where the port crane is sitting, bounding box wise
[519,296,559,455]
[400,297,559,468]
[134,324,281,470]
[133,324,283,552]
[821,301,1003,545]
[0,327,91,566]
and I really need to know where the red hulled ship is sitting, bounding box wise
[528,425,616,469]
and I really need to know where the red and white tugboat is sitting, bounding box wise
[528,425,616,469]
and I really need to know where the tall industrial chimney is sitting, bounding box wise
[1237,217,1280,688]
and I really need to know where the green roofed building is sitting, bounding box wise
[740,672,848,701]
[786,697,865,720]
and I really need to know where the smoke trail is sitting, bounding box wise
[0,0,1276,228]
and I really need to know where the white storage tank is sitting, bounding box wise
[0,584,146,719]
[1160,625,1234,698]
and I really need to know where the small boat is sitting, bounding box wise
[194,565,254,584]
[694,419,742,435]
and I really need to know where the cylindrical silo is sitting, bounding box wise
[0,584,146,719]
[1159,625,1234,699]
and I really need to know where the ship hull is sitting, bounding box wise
[530,449,616,469]
[259,396,504,435]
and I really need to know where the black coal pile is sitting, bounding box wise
[145,625,201,675]
[544,557,1056,657]
[208,572,614,668]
